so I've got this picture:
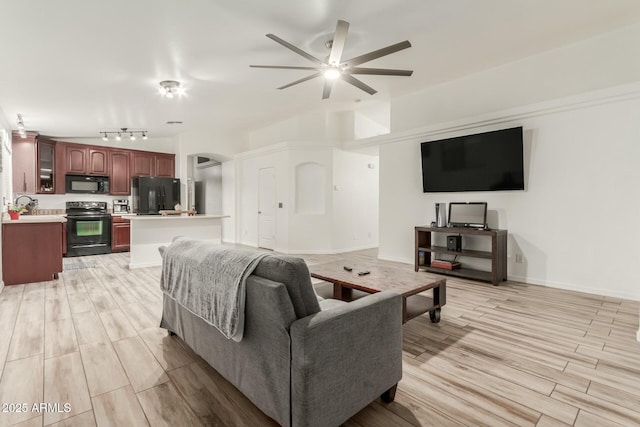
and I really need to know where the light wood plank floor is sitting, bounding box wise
[0,249,639,426]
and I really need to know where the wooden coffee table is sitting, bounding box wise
[309,260,446,323]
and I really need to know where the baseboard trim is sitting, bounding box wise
[508,274,640,302]
[277,244,378,255]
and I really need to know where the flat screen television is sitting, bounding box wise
[421,126,524,192]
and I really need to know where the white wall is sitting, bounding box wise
[379,92,640,300]
[236,144,379,254]
[332,150,379,251]
[221,161,236,243]
[237,147,290,249]
[390,22,640,133]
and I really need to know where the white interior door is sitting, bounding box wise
[258,167,276,249]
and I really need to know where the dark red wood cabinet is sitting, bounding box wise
[108,151,130,195]
[66,145,88,174]
[111,216,131,252]
[155,154,175,177]
[2,222,63,285]
[88,148,109,175]
[130,151,155,177]
[11,131,37,193]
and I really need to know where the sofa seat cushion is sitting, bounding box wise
[253,254,321,319]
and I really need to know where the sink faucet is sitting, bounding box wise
[14,195,38,214]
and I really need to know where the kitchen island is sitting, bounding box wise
[128,214,229,269]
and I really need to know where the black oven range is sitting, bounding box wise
[66,201,112,257]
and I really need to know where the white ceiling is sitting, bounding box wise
[1,0,640,141]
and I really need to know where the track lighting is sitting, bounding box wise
[99,128,148,142]
[159,80,184,98]
[16,114,26,138]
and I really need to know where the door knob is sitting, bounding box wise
[258,211,262,214]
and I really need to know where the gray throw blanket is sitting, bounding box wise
[160,238,268,341]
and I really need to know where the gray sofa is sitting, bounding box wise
[160,250,403,427]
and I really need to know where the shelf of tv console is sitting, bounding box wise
[414,226,508,286]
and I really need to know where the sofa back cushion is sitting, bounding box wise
[253,254,321,319]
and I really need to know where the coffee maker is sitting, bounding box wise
[112,199,130,214]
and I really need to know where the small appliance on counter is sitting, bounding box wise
[112,199,130,214]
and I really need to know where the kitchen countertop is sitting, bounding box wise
[2,214,67,224]
[128,214,229,221]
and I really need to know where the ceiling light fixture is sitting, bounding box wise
[323,67,341,80]
[16,114,26,138]
[158,80,185,98]
[99,128,148,142]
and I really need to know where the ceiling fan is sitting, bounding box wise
[250,20,413,99]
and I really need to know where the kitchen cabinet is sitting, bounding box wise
[66,145,87,174]
[66,145,109,176]
[109,150,130,195]
[37,139,56,193]
[155,153,175,177]
[130,151,155,176]
[11,132,62,195]
[11,131,37,194]
[130,151,175,177]
[2,221,64,285]
[88,148,109,175]
[111,216,131,252]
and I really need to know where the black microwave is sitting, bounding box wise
[65,175,110,194]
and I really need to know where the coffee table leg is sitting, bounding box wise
[333,283,342,300]
[434,282,446,307]
[332,283,353,301]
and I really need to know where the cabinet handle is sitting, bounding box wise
[23,172,26,191]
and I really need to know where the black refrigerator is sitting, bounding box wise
[131,177,181,214]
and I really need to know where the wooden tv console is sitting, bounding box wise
[414,226,507,285]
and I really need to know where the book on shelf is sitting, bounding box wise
[431,259,461,270]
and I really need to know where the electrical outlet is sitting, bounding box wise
[515,253,523,263]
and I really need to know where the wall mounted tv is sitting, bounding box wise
[420,126,524,192]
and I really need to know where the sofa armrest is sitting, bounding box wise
[289,291,403,427]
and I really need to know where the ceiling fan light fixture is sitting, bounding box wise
[323,68,341,80]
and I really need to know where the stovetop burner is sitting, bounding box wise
[66,201,108,216]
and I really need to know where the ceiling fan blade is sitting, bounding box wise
[250,65,320,71]
[344,40,412,67]
[266,34,325,65]
[328,20,349,65]
[277,72,321,90]
[322,79,334,99]
[349,67,413,76]
[341,74,377,95]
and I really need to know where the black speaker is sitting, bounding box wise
[447,235,462,252]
